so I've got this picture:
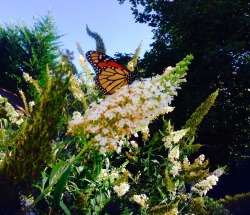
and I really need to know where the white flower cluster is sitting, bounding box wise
[97,163,132,193]
[194,154,205,165]
[98,168,119,183]
[113,182,130,197]
[69,75,85,101]
[68,67,185,154]
[67,111,84,134]
[163,128,189,177]
[169,145,180,162]
[129,140,138,148]
[23,72,33,83]
[191,170,221,196]
[163,128,189,148]
[132,194,149,208]
[29,101,35,107]
[0,95,24,126]
[168,146,182,177]
[170,161,182,177]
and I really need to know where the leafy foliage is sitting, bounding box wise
[0,18,233,214]
[218,192,250,215]
[0,57,72,214]
[0,43,226,214]
[0,14,62,99]
[118,0,250,167]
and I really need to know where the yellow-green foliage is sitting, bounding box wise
[179,89,219,153]
[149,203,176,215]
[127,42,141,72]
[189,197,208,215]
[164,169,175,191]
[0,60,71,200]
[181,159,209,183]
[218,192,250,214]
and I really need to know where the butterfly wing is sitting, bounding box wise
[86,51,136,94]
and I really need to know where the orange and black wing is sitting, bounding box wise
[86,51,136,95]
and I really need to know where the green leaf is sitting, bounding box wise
[49,160,66,185]
[52,164,72,208]
[59,200,71,215]
[41,171,48,190]
[75,165,87,174]
[93,150,102,178]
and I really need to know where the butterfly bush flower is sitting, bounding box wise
[194,154,205,165]
[98,168,119,183]
[23,72,32,82]
[29,101,35,107]
[113,182,130,197]
[191,168,223,196]
[132,194,149,208]
[170,161,182,177]
[78,53,95,88]
[98,166,128,182]
[213,168,224,177]
[163,128,189,148]
[69,75,85,101]
[0,95,24,126]
[22,72,42,94]
[168,145,182,177]
[168,145,180,162]
[98,161,131,183]
[68,65,187,154]
[67,111,84,134]
[130,140,138,148]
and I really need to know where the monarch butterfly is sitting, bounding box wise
[86,51,137,95]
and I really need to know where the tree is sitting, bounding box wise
[118,0,250,167]
[0,14,62,98]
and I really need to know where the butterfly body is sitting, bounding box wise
[86,51,137,95]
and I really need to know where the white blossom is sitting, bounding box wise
[67,111,84,133]
[213,168,224,177]
[29,101,35,107]
[23,72,33,82]
[194,154,205,165]
[67,65,186,154]
[130,140,138,148]
[113,182,130,197]
[191,171,222,196]
[169,145,180,162]
[163,128,189,148]
[69,75,85,101]
[170,160,182,177]
[0,96,24,126]
[132,194,149,208]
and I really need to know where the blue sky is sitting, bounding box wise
[0,0,154,70]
